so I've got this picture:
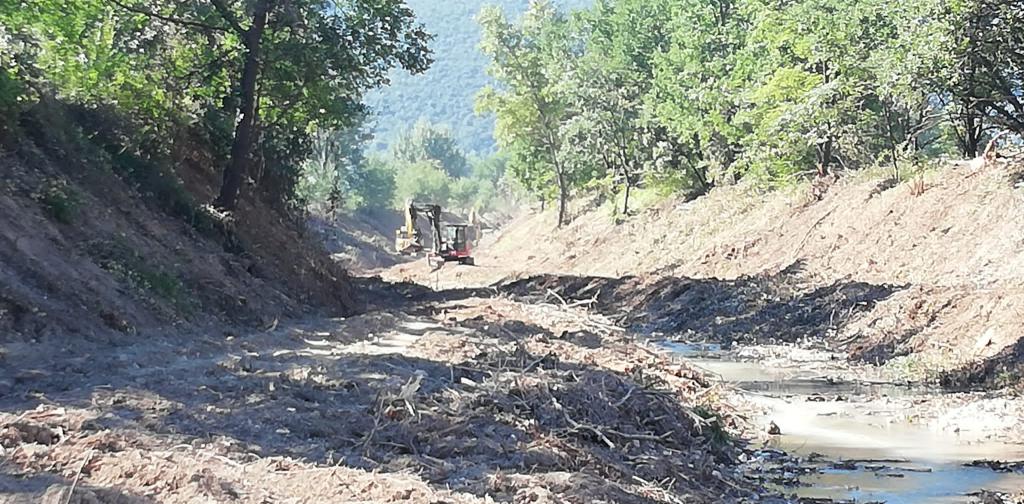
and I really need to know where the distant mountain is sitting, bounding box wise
[364,0,592,155]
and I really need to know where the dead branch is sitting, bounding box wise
[983,130,1011,164]
[606,429,674,442]
[551,396,615,449]
[794,204,839,259]
[63,448,95,504]
[546,288,568,306]
[522,353,550,373]
[611,387,635,408]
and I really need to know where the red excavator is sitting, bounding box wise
[394,201,475,265]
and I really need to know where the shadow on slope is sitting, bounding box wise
[940,338,1024,391]
[499,261,903,348]
[0,98,354,343]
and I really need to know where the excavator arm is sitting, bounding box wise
[396,201,443,255]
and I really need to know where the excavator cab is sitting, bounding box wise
[442,224,474,265]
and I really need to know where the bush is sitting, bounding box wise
[348,156,397,211]
[450,177,481,210]
[0,68,26,134]
[36,179,79,224]
[394,160,452,205]
[88,239,192,311]
[390,119,470,178]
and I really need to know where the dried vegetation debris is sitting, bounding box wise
[499,265,899,350]
[390,157,1024,388]
[343,299,755,502]
[0,405,483,504]
[0,295,760,503]
[972,491,1024,504]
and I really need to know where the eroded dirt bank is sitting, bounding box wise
[0,284,766,503]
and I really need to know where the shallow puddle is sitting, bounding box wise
[798,466,1024,503]
[660,342,1024,503]
[690,357,915,397]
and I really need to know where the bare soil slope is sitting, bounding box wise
[0,100,354,344]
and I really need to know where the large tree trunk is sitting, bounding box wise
[689,132,710,192]
[962,101,983,158]
[615,142,633,216]
[214,2,271,211]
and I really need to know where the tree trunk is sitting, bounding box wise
[214,2,271,211]
[614,141,633,217]
[962,102,982,158]
[556,168,567,228]
[882,101,901,180]
[816,136,834,176]
[689,132,710,192]
[622,176,631,216]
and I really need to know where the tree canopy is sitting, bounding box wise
[478,0,1024,223]
[2,0,433,209]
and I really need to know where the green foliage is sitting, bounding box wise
[349,156,398,212]
[2,0,434,210]
[938,0,1024,154]
[364,0,593,154]
[567,0,690,206]
[483,0,1024,212]
[390,120,470,178]
[296,126,375,213]
[477,1,578,224]
[465,154,509,210]
[450,177,482,210]
[0,26,32,135]
[470,154,506,184]
[0,69,25,133]
[394,160,451,204]
[36,179,80,224]
[89,239,192,311]
[297,116,512,214]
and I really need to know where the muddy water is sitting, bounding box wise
[660,342,1024,503]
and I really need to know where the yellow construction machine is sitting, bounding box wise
[395,201,475,265]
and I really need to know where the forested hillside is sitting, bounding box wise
[363,0,591,153]
[320,0,1023,226]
